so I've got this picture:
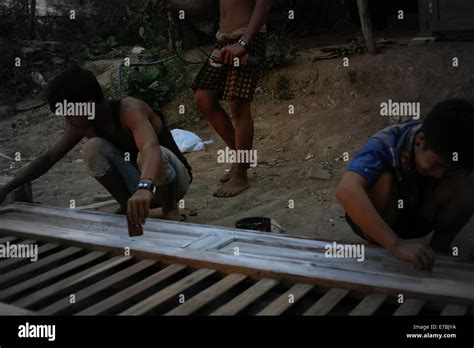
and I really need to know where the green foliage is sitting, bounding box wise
[275,72,294,100]
[89,0,169,48]
[265,34,296,69]
[124,58,188,110]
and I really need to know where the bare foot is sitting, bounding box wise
[220,164,237,183]
[163,210,187,222]
[214,175,250,198]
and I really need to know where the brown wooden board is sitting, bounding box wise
[76,264,187,315]
[304,288,350,316]
[393,299,426,316]
[211,278,280,316]
[1,203,474,305]
[40,259,157,315]
[120,268,217,315]
[257,283,314,316]
[13,255,131,308]
[0,302,36,315]
[349,294,388,316]
[0,251,105,301]
[166,273,248,316]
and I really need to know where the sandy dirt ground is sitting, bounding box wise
[1,38,473,260]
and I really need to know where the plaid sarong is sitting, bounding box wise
[191,33,266,101]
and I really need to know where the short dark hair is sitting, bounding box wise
[47,65,104,113]
[422,98,474,172]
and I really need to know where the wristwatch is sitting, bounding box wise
[137,181,156,195]
[238,36,249,49]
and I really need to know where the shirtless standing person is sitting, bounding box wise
[153,0,272,197]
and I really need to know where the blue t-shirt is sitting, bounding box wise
[347,121,422,184]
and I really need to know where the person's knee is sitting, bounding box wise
[195,90,216,114]
[229,99,251,119]
[82,138,111,176]
[433,174,473,209]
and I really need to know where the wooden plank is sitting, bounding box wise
[77,264,187,315]
[257,283,314,316]
[166,273,248,316]
[2,203,474,304]
[441,304,469,316]
[0,247,82,285]
[0,302,36,316]
[393,299,426,316]
[13,255,131,308]
[0,251,106,301]
[304,288,350,316]
[120,268,217,315]
[211,278,279,316]
[349,293,388,316]
[0,243,59,272]
[0,236,19,244]
[0,239,37,268]
[40,259,157,315]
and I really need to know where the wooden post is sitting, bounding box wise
[29,0,36,39]
[357,0,376,54]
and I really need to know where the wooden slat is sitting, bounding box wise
[77,264,187,315]
[0,247,82,285]
[40,259,157,315]
[257,283,314,316]
[211,278,279,316]
[393,299,426,316]
[349,293,388,316]
[0,243,59,272]
[0,251,105,301]
[2,203,474,304]
[0,302,36,316]
[120,268,217,315]
[0,239,37,268]
[0,236,19,244]
[441,304,469,316]
[166,273,248,316]
[304,288,350,316]
[14,255,131,308]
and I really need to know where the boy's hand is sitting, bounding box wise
[221,44,247,65]
[390,240,435,270]
[127,189,153,226]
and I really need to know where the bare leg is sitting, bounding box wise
[214,98,253,198]
[421,173,474,253]
[363,172,399,243]
[195,89,238,182]
[95,170,131,214]
[156,178,186,221]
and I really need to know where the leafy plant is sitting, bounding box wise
[124,58,188,110]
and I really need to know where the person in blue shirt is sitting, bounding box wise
[337,99,474,270]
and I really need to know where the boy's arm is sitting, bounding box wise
[244,0,272,41]
[221,0,272,65]
[337,172,435,270]
[121,107,164,226]
[0,126,83,203]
